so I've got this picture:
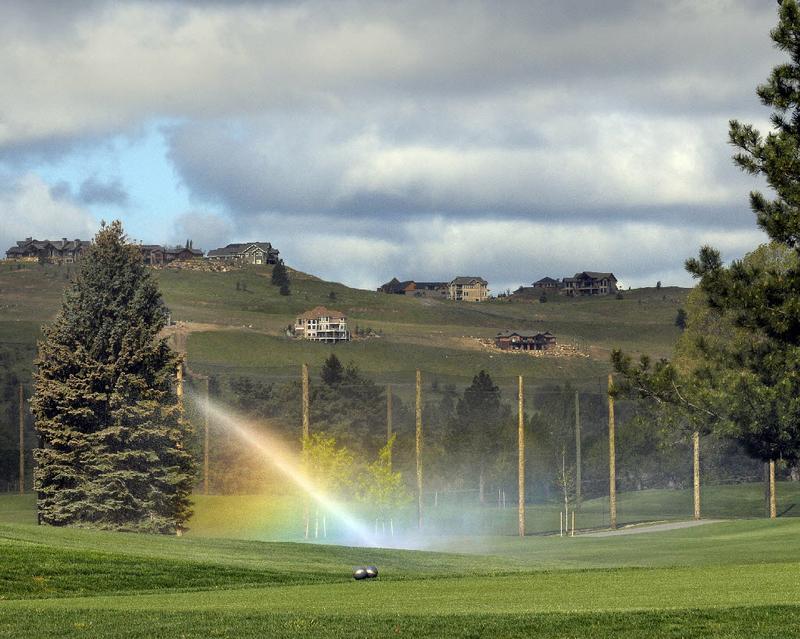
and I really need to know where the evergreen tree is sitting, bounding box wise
[320,354,344,386]
[31,221,194,533]
[675,308,687,330]
[271,259,289,287]
[452,371,507,503]
[684,1,800,465]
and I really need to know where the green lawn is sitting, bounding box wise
[1,517,800,637]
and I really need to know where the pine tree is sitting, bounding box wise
[31,221,194,533]
[453,371,506,504]
[684,1,800,466]
[271,259,289,287]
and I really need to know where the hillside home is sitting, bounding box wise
[378,278,449,298]
[533,276,561,289]
[294,306,351,343]
[561,272,618,296]
[6,237,89,263]
[449,277,489,302]
[377,278,417,294]
[139,241,203,265]
[207,242,279,265]
[410,282,449,298]
[495,330,556,351]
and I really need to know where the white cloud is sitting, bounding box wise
[0,173,98,251]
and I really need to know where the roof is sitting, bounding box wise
[207,242,276,257]
[297,306,346,320]
[451,276,488,286]
[533,276,560,285]
[164,246,204,256]
[6,238,88,254]
[573,271,616,281]
[496,330,555,339]
[414,282,448,289]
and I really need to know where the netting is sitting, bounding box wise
[1,364,797,535]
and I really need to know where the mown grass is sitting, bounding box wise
[2,606,798,639]
[2,516,800,637]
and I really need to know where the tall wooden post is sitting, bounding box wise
[302,363,310,538]
[19,384,24,495]
[692,431,700,520]
[415,370,423,530]
[769,459,777,519]
[518,375,525,538]
[607,373,617,530]
[386,384,393,471]
[176,363,184,415]
[203,377,210,496]
[575,390,581,505]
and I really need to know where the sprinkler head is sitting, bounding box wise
[353,567,368,580]
[365,566,378,579]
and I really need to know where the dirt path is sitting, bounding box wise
[581,519,725,537]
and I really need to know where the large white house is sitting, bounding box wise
[294,306,351,342]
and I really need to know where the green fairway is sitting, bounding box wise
[2,516,800,637]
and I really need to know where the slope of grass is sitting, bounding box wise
[0,262,687,389]
[1,519,800,637]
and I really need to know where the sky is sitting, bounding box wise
[0,0,783,292]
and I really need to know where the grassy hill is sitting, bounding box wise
[0,261,688,391]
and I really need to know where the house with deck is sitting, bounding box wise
[449,276,489,302]
[561,272,618,296]
[295,306,351,343]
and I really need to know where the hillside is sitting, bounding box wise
[0,261,687,391]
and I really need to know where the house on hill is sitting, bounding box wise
[294,306,351,343]
[411,282,449,298]
[561,272,618,296]
[533,276,561,289]
[378,278,448,298]
[495,330,556,351]
[377,278,416,294]
[139,241,203,265]
[6,237,89,263]
[207,242,279,265]
[449,276,489,302]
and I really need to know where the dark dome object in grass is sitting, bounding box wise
[365,566,378,578]
[353,567,368,580]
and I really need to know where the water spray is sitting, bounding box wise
[187,392,379,547]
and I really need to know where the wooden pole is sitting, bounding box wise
[608,373,617,530]
[769,459,777,519]
[692,430,700,521]
[416,369,423,530]
[386,384,393,471]
[176,363,184,415]
[204,377,210,496]
[18,384,24,495]
[175,364,185,536]
[518,375,525,537]
[575,390,581,505]
[302,363,310,538]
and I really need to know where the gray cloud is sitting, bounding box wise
[169,210,233,251]
[0,0,786,289]
[77,176,129,206]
